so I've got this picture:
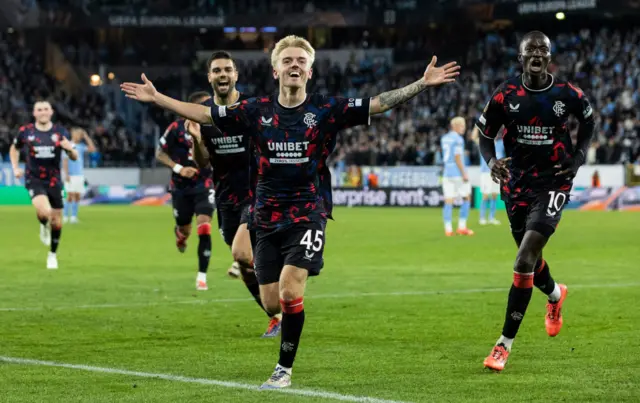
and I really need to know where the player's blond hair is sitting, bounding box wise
[271,35,315,68]
[71,127,86,137]
[450,116,466,130]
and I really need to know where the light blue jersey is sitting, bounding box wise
[65,142,86,175]
[480,138,505,173]
[441,131,465,178]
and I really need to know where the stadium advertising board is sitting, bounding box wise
[565,186,640,211]
[617,187,640,211]
[332,187,470,208]
[332,165,625,189]
[332,166,442,188]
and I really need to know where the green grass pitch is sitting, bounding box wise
[0,206,639,402]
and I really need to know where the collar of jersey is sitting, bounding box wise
[276,95,308,111]
[521,73,554,92]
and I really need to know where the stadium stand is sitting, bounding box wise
[1,14,638,169]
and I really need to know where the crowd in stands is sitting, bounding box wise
[142,26,640,170]
[0,32,154,166]
[1,26,639,170]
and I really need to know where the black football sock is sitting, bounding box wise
[240,263,270,316]
[38,215,49,226]
[51,224,61,253]
[197,223,212,274]
[534,259,562,302]
[501,272,534,339]
[278,298,305,369]
[533,259,556,294]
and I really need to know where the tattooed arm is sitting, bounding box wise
[369,56,460,115]
[370,79,429,115]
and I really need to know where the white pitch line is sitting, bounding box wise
[0,282,639,313]
[0,356,412,403]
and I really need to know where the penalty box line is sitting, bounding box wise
[0,282,639,312]
[0,356,412,403]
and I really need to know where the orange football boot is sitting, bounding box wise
[545,284,568,337]
[484,344,509,371]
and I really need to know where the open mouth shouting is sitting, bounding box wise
[530,58,544,73]
[288,70,301,80]
[216,80,230,92]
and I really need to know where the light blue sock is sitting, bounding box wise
[489,198,497,221]
[443,203,453,232]
[64,201,71,218]
[479,198,487,221]
[460,200,471,220]
[459,200,471,229]
[71,201,79,218]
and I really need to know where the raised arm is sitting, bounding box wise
[370,56,460,115]
[83,130,97,153]
[121,74,213,125]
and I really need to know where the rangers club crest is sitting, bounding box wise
[303,112,317,128]
[553,101,565,117]
[51,133,59,142]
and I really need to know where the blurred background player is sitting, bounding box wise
[440,117,473,236]
[9,100,78,269]
[187,50,282,338]
[63,128,96,224]
[156,91,215,291]
[477,31,595,371]
[472,126,504,225]
[121,35,460,389]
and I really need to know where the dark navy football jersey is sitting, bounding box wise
[13,123,70,185]
[475,75,594,199]
[160,119,213,192]
[200,94,254,208]
[210,94,371,231]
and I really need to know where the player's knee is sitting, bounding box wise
[37,207,51,221]
[195,215,211,226]
[232,247,252,267]
[279,281,304,303]
[514,250,537,274]
[50,215,62,229]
